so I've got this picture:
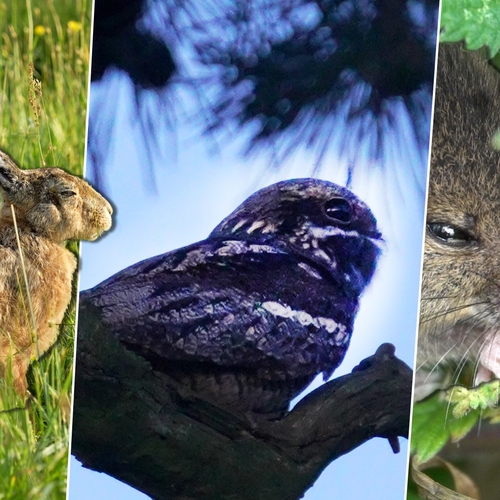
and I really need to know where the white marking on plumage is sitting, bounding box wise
[313,248,335,267]
[309,225,360,239]
[231,219,247,232]
[172,241,283,271]
[245,326,256,339]
[308,223,383,249]
[262,223,276,234]
[246,243,282,254]
[261,301,347,343]
[246,220,266,234]
[334,330,347,343]
[298,262,323,280]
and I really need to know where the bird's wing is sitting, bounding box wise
[82,238,354,377]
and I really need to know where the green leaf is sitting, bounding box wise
[447,380,500,417]
[440,0,500,56]
[411,394,452,462]
[447,406,480,443]
[411,392,480,463]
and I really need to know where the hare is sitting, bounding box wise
[418,43,500,383]
[0,149,112,394]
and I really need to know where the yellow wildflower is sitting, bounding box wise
[67,20,82,32]
[34,25,45,36]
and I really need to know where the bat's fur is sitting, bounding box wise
[418,43,500,381]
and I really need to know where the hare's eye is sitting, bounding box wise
[427,223,476,248]
[324,197,352,224]
[60,189,77,198]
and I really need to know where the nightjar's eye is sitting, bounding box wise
[324,197,353,224]
[427,223,476,247]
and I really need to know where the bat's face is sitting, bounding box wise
[211,178,382,297]
[417,44,500,381]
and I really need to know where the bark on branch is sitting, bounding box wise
[72,300,412,500]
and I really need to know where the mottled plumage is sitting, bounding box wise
[81,178,382,415]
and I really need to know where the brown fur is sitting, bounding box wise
[418,43,500,370]
[0,150,112,393]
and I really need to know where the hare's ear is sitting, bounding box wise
[0,152,24,194]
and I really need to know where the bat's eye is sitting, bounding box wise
[427,222,476,248]
[324,197,353,224]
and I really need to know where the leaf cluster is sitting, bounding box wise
[441,0,500,57]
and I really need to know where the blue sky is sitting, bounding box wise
[67,66,429,499]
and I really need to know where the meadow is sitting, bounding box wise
[0,0,91,497]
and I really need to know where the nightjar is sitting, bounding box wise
[80,178,382,416]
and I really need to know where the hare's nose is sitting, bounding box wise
[102,207,112,229]
[105,200,113,215]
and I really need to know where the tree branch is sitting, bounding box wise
[72,300,412,500]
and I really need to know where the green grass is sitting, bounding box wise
[0,0,91,497]
[0,0,90,170]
